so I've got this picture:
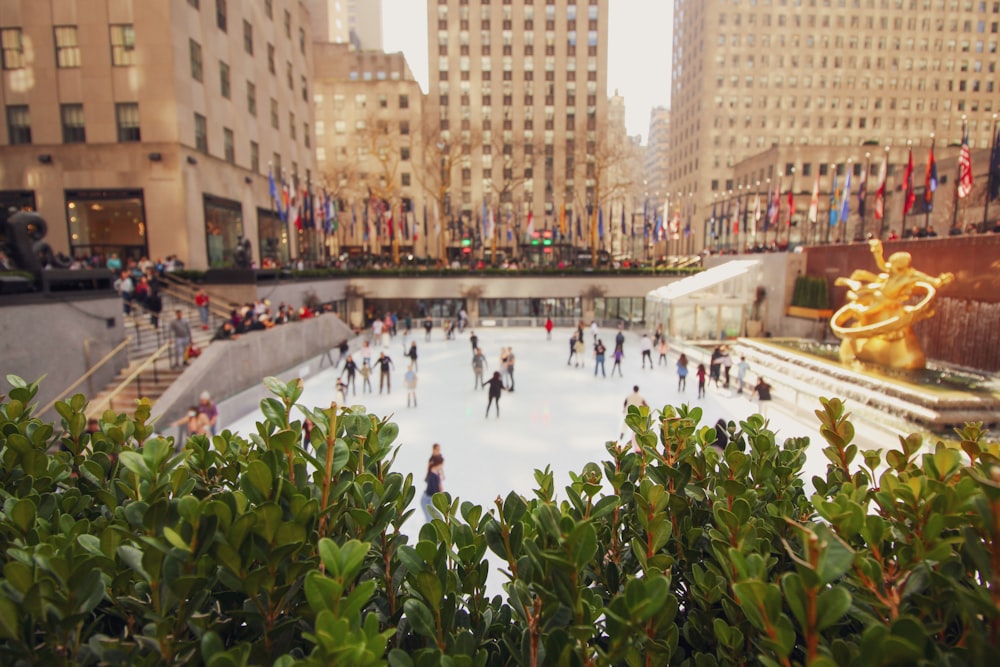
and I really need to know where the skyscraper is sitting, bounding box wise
[0,0,315,269]
[668,0,1000,249]
[426,0,610,258]
[306,0,383,50]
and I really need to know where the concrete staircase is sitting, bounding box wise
[84,290,220,419]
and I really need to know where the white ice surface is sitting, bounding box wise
[221,327,877,545]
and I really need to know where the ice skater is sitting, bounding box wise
[567,332,579,366]
[340,355,358,395]
[640,334,653,368]
[472,347,488,389]
[696,363,707,398]
[676,353,689,392]
[594,338,607,377]
[377,351,394,394]
[483,371,508,418]
[749,377,773,417]
[359,360,373,394]
[404,364,418,407]
[611,345,624,377]
[421,444,445,522]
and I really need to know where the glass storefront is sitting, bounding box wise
[204,195,243,268]
[594,297,646,325]
[257,207,289,268]
[65,189,147,265]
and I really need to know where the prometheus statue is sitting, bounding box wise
[830,240,954,370]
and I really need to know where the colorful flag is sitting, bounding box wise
[559,202,567,235]
[750,195,759,236]
[902,147,916,214]
[525,210,535,240]
[958,129,974,199]
[786,187,795,226]
[770,176,781,227]
[763,183,773,232]
[620,206,627,235]
[289,187,301,231]
[710,201,717,238]
[924,144,938,211]
[874,154,888,220]
[857,162,869,221]
[732,195,741,235]
[828,170,838,227]
[807,173,820,223]
[990,124,1000,201]
[575,210,582,239]
[597,207,604,239]
[268,166,282,220]
[839,169,852,225]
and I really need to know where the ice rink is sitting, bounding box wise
[221,325,894,540]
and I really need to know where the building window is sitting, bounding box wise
[264,0,272,19]
[243,20,253,54]
[190,40,203,80]
[247,81,256,115]
[299,27,305,54]
[267,43,275,74]
[219,61,230,98]
[284,10,291,38]
[54,26,81,68]
[250,140,259,173]
[286,61,293,89]
[399,94,410,109]
[303,122,310,148]
[66,189,148,261]
[289,112,296,140]
[270,98,279,129]
[204,195,244,268]
[109,24,135,66]
[61,104,86,143]
[6,105,31,144]
[115,103,140,142]
[301,75,308,101]
[402,173,411,186]
[1,28,24,70]
[188,0,200,7]
[216,0,227,31]
[194,113,208,153]
[400,120,410,135]
[401,147,411,161]
[223,127,234,163]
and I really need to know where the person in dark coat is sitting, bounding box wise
[483,371,508,418]
[340,355,358,395]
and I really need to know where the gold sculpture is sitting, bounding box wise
[830,240,954,370]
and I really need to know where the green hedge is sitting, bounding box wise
[791,276,831,309]
[1,375,998,666]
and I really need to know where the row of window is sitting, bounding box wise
[188,0,305,55]
[438,3,599,21]
[189,39,309,108]
[718,13,1000,31]
[719,0,998,10]
[1,25,134,69]
[6,103,139,144]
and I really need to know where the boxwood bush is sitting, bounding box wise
[1,375,998,666]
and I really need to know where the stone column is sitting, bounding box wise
[467,296,480,327]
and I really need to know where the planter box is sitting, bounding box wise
[786,306,834,320]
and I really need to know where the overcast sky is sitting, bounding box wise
[382,0,673,143]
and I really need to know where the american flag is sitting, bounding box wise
[958,130,974,199]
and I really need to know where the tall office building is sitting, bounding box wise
[312,42,426,256]
[427,0,610,256]
[306,0,383,49]
[668,0,1000,249]
[644,106,670,207]
[0,0,315,269]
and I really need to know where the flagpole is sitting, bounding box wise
[825,164,834,245]
[982,112,998,233]
[859,152,870,241]
[877,146,890,239]
[924,134,935,234]
[952,117,966,233]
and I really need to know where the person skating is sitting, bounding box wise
[377,351,394,394]
[720,346,733,389]
[423,316,433,341]
[470,330,479,354]
[544,317,554,340]
[421,444,445,522]
[736,356,750,393]
[621,385,648,442]
[610,345,624,377]
[657,338,668,366]
[340,355,358,395]
[483,371,508,418]
[574,335,586,367]
[696,363,707,398]
[676,353,689,392]
[614,324,625,353]
[406,340,418,371]
[567,332,579,366]
[404,364,418,407]
[505,347,516,391]
[472,347,488,389]
[594,338,607,377]
[359,360,373,394]
[639,334,653,369]
[749,377,773,417]
[709,346,722,388]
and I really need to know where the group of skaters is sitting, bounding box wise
[467,330,516,417]
[336,313,419,406]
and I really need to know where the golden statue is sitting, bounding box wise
[830,240,954,370]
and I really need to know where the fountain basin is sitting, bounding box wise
[734,337,1000,435]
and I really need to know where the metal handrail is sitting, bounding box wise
[85,341,171,419]
[38,336,132,416]
[160,273,236,318]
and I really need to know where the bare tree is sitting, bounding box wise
[415,118,465,262]
[484,132,542,263]
[355,110,406,264]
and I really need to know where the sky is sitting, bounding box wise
[382,0,673,143]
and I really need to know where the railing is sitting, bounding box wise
[159,272,234,320]
[38,337,132,416]
[85,341,171,419]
